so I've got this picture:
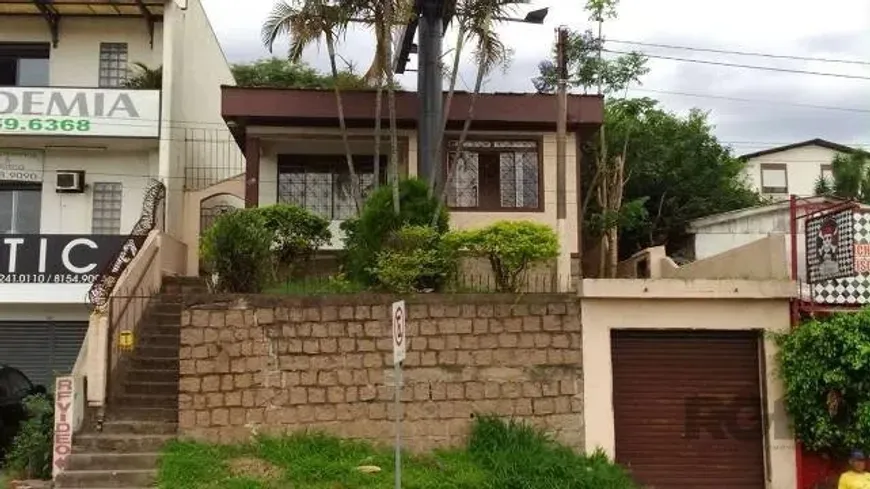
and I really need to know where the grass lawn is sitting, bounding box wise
[0,470,9,489]
[157,416,637,489]
[266,276,367,296]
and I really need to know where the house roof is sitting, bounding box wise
[221,87,604,150]
[738,139,857,160]
[688,196,870,232]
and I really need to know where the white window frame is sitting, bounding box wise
[98,42,129,88]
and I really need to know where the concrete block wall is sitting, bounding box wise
[177,294,584,452]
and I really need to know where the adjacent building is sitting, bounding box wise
[0,0,239,389]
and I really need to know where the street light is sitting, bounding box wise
[495,7,549,24]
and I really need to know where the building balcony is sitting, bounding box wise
[0,86,160,140]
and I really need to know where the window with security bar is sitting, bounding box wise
[98,43,128,88]
[277,155,386,220]
[446,139,541,211]
[91,182,123,234]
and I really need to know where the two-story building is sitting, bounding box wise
[740,138,857,200]
[0,0,239,390]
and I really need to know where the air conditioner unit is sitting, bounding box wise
[56,170,85,193]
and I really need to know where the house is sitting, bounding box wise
[0,0,240,391]
[218,87,604,286]
[740,138,857,200]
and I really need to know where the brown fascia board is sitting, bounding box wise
[221,87,604,136]
[738,138,857,160]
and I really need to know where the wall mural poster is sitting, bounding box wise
[806,208,856,284]
[814,212,870,305]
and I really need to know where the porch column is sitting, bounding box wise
[245,136,261,208]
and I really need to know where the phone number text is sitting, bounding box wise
[0,273,98,284]
[0,117,92,133]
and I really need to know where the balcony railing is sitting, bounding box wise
[0,86,160,138]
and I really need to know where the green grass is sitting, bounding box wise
[0,470,9,489]
[157,417,637,489]
[266,276,367,296]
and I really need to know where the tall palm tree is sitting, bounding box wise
[431,0,519,224]
[263,0,363,213]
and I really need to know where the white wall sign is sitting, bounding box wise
[0,88,160,138]
[0,149,44,182]
[392,300,406,364]
[53,375,75,478]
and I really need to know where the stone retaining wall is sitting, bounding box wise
[178,294,583,451]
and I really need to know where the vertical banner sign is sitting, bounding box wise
[391,300,406,489]
[806,208,855,283]
[53,376,75,478]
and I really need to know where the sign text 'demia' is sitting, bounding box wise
[0,88,160,138]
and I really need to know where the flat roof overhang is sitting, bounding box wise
[221,86,604,151]
[1,0,165,47]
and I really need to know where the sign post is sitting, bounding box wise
[391,300,406,489]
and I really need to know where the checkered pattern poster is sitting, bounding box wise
[806,209,855,283]
[813,212,870,304]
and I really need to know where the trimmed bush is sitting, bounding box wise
[3,394,53,480]
[372,225,458,293]
[450,221,560,293]
[342,178,448,285]
[200,209,273,292]
[251,204,331,278]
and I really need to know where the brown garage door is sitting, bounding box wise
[611,330,765,489]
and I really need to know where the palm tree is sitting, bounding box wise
[124,62,162,89]
[263,0,363,213]
[431,0,520,224]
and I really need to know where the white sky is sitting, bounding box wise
[201,0,870,155]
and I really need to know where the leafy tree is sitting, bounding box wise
[813,151,870,203]
[263,0,363,213]
[601,98,761,257]
[124,62,162,89]
[231,58,374,89]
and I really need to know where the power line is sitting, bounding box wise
[606,39,870,66]
[627,87,870,115]
[604,49,870,81]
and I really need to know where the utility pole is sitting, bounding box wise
[416,0,445,191]
[555,26,571,291]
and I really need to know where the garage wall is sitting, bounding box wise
[581,288,794,489]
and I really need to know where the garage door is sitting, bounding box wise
[0,322,88,391]
[611,330,765,489]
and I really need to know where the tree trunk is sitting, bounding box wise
[432,62,484,227]
[606,154,624,278]
[326,35,362,214]
[429,25,466,196]
[384,0,400,215]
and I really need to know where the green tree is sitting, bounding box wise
[602,98,760,257]
[263,0,363,213]
[231,57,373,89]
[814,151,870,203]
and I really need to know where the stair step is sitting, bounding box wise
[66,452,160,471]
[130,356,178,370]
[55,469,155,488]
[73,434,172,453]
[100,420,177,435]
[133,345,179,359]
[114,393,177,408]
[108,406,178,423]
[124,381,178,396]
[126,368,178,383]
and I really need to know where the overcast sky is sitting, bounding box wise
[202,0,870,156]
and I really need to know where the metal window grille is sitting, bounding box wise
[447,139,539,209]
[98,43,128,88]
[91,182,123,234]
[278,166,376,220]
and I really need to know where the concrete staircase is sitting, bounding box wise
[54,277,206,489]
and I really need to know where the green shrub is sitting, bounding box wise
[342,178,448,284]
[468,415,637,488]
[4,394,53,480]
[451,221,560,293]
[372,225,458,293]
[251,204,331,278]
[774,310,870,456]
[200,208,273,292]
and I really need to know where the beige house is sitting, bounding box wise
[200,88,604,289]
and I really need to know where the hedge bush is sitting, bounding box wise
[342,178,448,285]
[4,394,54,480]
[774,309,870,457]
[372,225,458,293]
[251,204,331,278]
[200,208,273,292]
[450,221,560,292]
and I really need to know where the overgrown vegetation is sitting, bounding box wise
[372,225,458,293]
[200,208,274,293]
[451,221,560,293]
[774,310,870,457]
[251,204,331,282]
[231,58,381,90]
[124,62,162,89]
[814,150,870,203]
[157,416,637,489]
[3,394,54,480]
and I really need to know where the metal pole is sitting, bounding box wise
[394,360,403,488]
[416,0,443,189]
[555,27,570,290]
